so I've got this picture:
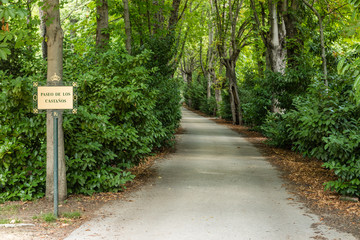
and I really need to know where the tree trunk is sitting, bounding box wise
[123,0,132,54]
[39,6,47,60]
[185,71,192,84]
[318,17,328,85]
[268,0,286,113]
[168,0,181,31]
[96,0,109,48]
[206,71,212,99]
[44,0,67,202]
[301,0,328,85]
[225,61,242,125]
[146,0,152,34]
[211,68,222,114]
[283,0,302,67]
[153,0,165,33]
[206,0,215,100]
[268,0,286,74]
[26,0,32,25]
[216,64,224,112]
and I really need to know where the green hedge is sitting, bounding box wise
[262,78,360,197]
[0,46,181,201]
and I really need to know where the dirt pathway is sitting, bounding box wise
[65,108,356,240]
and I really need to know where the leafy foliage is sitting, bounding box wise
[239,63,313,128]
[0,72,47,202]
[262,77,360,196]
[261,113,292,148]
[0,43,181,201]
[141,35,182,146]
[183,76,217,116]
[239,68,272,127]
[337,44,360,102]
[0,0,33,60]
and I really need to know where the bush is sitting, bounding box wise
[261,113,292,148]
[200,96,217,116]
[262,77,360,196]
[183,78,205,110]
[240,69,272,127]
[322,128,360,196]
[0,72,47,202]
[0,44,182,201]
[219,91,233,121]
[63,47,171,194]
[141,36,182,146]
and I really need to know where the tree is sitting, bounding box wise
[123,0,132,54]
[44,0,67,201]
[301,0,328,85]
[180,51,197,85]
[301,0,349,86]
[39,5,47,60]
[282,0,304,67]
[214,0,252,125]
[96,0,109,48]
[250,0,299,112]
[199,0,216,100]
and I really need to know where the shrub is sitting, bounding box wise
[219,91,233,121]
[262,77,360,197]
[0,44,182,201]
[63,47,169,194]
[261,113,292,148]
[0,72,47,203]
[240,69,272,127]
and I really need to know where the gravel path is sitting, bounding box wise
[65,108,356,240]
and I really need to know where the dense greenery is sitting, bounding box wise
[262,77,360,196]
[181,1,360,197]
[2,0,360,200]
[0,0,182,202]
[0,43,181,201]
[1,71,46,201]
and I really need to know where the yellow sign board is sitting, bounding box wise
[37,86,73,110]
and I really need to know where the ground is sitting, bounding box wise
[0,151,164,240]
[0,108,359,239]
[191,108,360,239]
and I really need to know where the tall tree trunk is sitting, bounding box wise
[168,0,181,31]
[206,71,212,99]
[146,0,152,34]
[44,0,67,202]
[123,0,132,54]
[283,0,302,67]
[214,0,249,124]
[96,0,109,48]
[212,68,222,114]
[268,0,286,74]
[26,0,32,25]
[318,17,328,85]
[301,0,327,85]
[268,0,286,112]
[39,6,47,60]
[225,60,242,125]
[206,0,215,100]
[153,0,165,33]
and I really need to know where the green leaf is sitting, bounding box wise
[337,58,346,74]
[354,74,360,91]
